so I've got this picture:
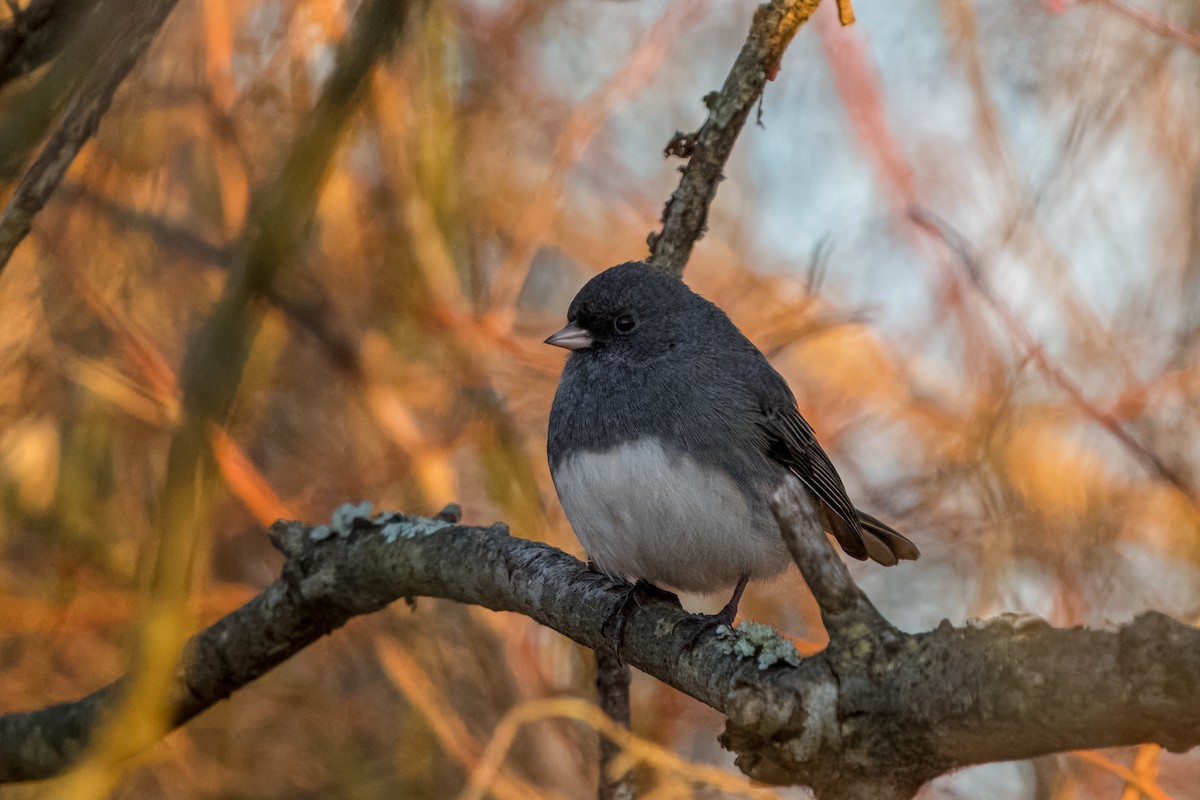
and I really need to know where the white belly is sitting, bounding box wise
[551,438,790,594]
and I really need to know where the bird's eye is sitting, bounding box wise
[613,314,637,334]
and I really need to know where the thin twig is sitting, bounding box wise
[909,209,1200,512]
[647,0,822,277]
[835,0,855,25]
[1089,0,1200,52]
[1072,750,1171,800]
[460,698,782,800]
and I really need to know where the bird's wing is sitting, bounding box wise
[756,390,869,561]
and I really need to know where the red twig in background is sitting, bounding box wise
[910,209,1200,512]
[485,0,710,329]
[815,3,1004,381]
[818,2,1199,510]
[1093,0,1200,50]
[1048,0,1200,51]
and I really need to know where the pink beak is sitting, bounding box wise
[544,322,593,351]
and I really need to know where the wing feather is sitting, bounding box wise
[759,405,869,560]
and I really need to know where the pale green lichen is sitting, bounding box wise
[330,501,374,536]
[373,511,404,526]
[714,621,802,670]
[967,613,1048,631]
[312,503,455,544]
[381,516,451,543]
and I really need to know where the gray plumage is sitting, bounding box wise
[546,262,918,596]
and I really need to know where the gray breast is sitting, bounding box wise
[550,438,791,594]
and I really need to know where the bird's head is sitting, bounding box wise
[544,261,719,361]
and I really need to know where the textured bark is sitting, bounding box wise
[646,0,823,277]
[0,503,1197,796]
[596,649,635,800]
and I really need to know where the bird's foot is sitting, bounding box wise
[600,578,680,663]
[671,574,749,647]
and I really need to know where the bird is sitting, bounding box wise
[545,261,918,623]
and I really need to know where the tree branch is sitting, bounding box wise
[3,1,1194,797]
[646,0,822,277]
[595,648,635,800]
[1088,0,1200,52]
[1,507,1198,798]
[626,3,831,793]
[0,0,182,274]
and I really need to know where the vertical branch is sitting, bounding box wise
[646,0,822,277]
[595,650,635,800]
[622,1,827,792]
[770,481,890,637]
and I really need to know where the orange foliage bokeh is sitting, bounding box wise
[1,0,1199,797]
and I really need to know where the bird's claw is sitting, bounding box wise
[670,574,747,648]
[600,578,680,663]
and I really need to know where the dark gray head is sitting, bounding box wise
[545,262,729,361]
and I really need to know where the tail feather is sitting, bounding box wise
[818,506,869,561]
[857,509,920,564]
[819,505,920,566]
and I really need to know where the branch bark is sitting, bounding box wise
[0,0,182,274]
[771,478,891,636]
[595,649,635,800]
[1,507,1198,797]
[646,0,822,277]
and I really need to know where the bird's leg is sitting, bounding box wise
[671,573,750,646]
[598,571,680,662]
[712,573,750,627]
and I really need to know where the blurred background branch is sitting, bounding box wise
[4,513,1200,799]
[1085,0,1200,50]
[0,0,182,271]
[0,0,1197,797]
[0,0,420,795]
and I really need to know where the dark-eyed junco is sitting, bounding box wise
[545,262,918,621]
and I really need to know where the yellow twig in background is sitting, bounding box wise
[1120,745,1165,800]
[1073,750,1173,800]
[209,424,293,525]
[836,0,855,26]
[374,636,563,800]
[459,697,783,800]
